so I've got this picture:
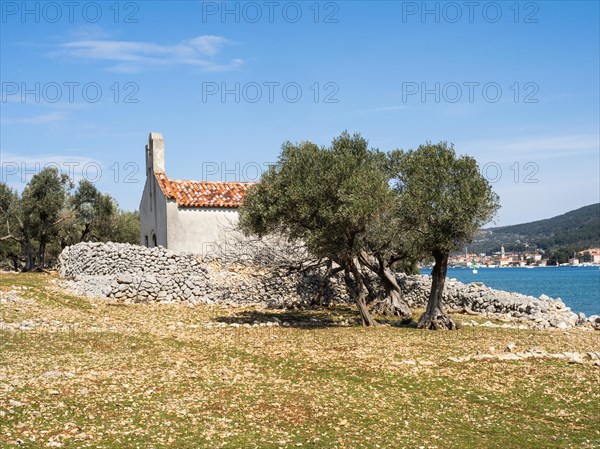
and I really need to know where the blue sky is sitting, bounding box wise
[1,0,598,226]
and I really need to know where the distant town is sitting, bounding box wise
[448,247,600,268]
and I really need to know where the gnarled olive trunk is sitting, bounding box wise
[8,254,20,271]
[22,238,34,272]
[312,261,344,306]
[36,236,47,271]
[417,250,457,330]
[360,252,412,319]
[347,258,379,327]
[376,265,412,318]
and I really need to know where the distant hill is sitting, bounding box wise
[472,203,600,254]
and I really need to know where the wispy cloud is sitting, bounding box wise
[461,134,600,162]
[0,151,104,189]
[0,152,100,167]
[354,105,408,115]
[55,35,243,73]
[67,24,111,40]
[1,111,67,125]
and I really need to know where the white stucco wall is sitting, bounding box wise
[139,173,168,248]
[165,203,242,256]
[140,132,168,248]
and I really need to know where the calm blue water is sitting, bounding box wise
[420,266,600,317]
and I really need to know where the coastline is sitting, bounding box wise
[421,266,600,317]
[402,273,600,330]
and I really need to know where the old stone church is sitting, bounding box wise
[139,132,252,255]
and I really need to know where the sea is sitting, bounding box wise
[420,266,600,317]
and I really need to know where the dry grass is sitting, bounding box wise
[1,272,599,449]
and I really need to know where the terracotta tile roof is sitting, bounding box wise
[155,172,252,208]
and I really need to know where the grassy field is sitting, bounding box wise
[1,272,599,449]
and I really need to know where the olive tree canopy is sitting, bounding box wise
[239,132,398,326]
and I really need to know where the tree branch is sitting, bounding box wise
[0,234,21,243]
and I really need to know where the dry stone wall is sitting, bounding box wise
[58,242,595,329]
[59,242,346,308]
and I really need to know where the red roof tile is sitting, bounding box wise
[155,172,252,208]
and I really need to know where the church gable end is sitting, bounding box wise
[139,132,253,255]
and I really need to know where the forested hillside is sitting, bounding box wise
[474,204,600,254]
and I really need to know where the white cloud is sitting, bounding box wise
[355,105,408,114]
[55,35,243,73]
[67,24,111,40]
[461,134,599,162]
[0,152,104,189]
[0,152,99,166]
[1,111,67,125]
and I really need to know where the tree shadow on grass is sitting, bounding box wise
[389,318,419,329]
[213,306,418,329]
[214,309,345,329]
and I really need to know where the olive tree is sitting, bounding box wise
[21,167,71,270]
[0,183,24,270]
[239,132,398,326]
[67,179,118,243]
[394,142,499,330]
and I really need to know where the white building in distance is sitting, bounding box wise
[139,132,252,255]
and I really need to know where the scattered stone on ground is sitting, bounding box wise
[447,349,600,366]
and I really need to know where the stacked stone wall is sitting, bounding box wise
[58,242,595,329]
